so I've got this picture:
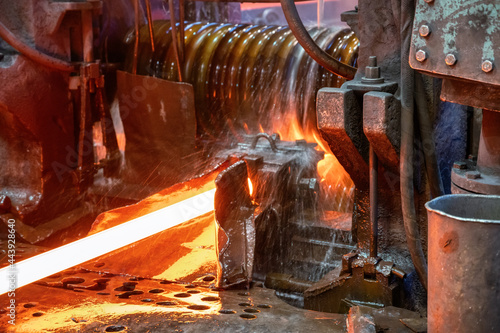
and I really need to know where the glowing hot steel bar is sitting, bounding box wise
[0,188,216,295]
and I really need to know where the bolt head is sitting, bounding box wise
[481,60,493,73]
[465,170,481,179]
[416,50,427,62]
[453,161,467,170]
[424,0,434,3]
[445,54,457,66]
[419,25,430,37]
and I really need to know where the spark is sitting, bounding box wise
[0,188,216,295]
[247,178,254,196]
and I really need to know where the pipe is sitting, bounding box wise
[400,0,427,290]
[168,0,183,81]
[133,0,140,74]
[369,145,378,258]
[0,20,74,72]
[145,0,155,53]
[179,0,186,62]
[279,0,356,80]
[415,72,444,198]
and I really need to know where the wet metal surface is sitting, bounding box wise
[426,194,500,333]
[0,272,346,332]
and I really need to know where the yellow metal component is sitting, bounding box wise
[124,21,359,136]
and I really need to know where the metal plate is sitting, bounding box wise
[0,272,347,332]
[410,0,500,86]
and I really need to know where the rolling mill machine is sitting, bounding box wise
[0,0,499,332]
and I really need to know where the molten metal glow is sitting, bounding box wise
[0,188,216,295]
[247,177,254,196]
[272,114,354,213]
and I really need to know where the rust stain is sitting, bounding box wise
[439,231,459,253]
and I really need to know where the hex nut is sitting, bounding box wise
[416,50,427,62]
[481,60,493,73]
[419,25,430,37]
[445,54,457,66]
[465,171,481,179]
[453,161,467,170]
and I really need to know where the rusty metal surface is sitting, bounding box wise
[317,87,369,189]
[410,0,500,87]
[215,135,334,285]
[451,110,500,195]
[363,92,400,172]
[215,161,256,288]
[426,194,500,333]
[116,70,197,195]
[477,109,500,173]
[451,166,500,195]
[0,271,347,332]
[348,305,425,333]
[440,78,500,112]
[304,254,404,314]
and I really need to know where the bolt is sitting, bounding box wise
[481,60,493,73]
[465,170,481,179]
[368,56,377,67]
[419,25,430,37]
[362,56,383,82]
[445,54,457,66]
[453,161,467,170]
[416,50,427,62]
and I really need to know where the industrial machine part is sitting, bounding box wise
[279,0,357,79]
[123,21,358,137]
[409,0,500,198]
[451,109,500,195]
[115,70,197,196]
[410,0,500,111]
[3,0,500,330]
[0,0,133,243]
[426,194,500,332]
[214,133,330,288]
[306,57,406,313]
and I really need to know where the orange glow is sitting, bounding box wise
[243,123,250,134]
[247,177,254,196]
[270,113,354,213]
[0,171,223,295]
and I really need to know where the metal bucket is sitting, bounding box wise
[425,194,500,332]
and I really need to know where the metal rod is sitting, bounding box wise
[133,0,140,74]
[78,66,88,177]
[369,144,378,258]
[168,0,183,81]
[82,10,94,63]
[0,188,216,295]
[415,72,444,198]
[78,10,94,186]
[145,0,155,53]
[179,0,185,63]
[0,19,74,72]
